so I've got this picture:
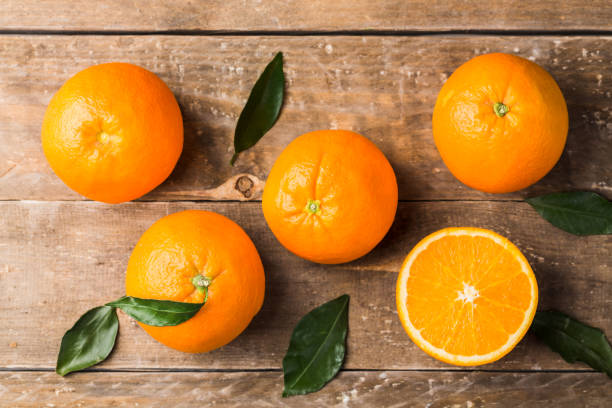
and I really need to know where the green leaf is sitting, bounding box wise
[531,310,612,378]
[526,191,612,235]
[231,51,284,166]
[282,294,349,397]
[56,306,118,376]
[56,297,205,376]
[106,296,205,327]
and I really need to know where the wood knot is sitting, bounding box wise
[234,175,254,198]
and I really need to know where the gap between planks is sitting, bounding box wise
[0,367,598,374]
[0,29,611,37]
[0,199,529,203]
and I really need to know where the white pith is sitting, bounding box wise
[397,228,538,365]
[456,282,479,304]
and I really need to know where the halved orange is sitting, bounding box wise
[396,227,538,366]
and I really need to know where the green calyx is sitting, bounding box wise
[304,199,321,215]
[191,274,212,294]
[493,102,510,117]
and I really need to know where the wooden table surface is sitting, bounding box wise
[1,1,611,407]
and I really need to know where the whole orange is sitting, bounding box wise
[432,53,568,193]
[262,129,398,264]
[41,63,183,203]
[125,210,265,353]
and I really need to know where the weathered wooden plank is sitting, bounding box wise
[0,35,610,201]
[1,201,610,370]
[1,371,610,407]
[2,1,611,31]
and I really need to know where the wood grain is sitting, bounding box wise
[1,201,609,371]
[1,19,611,404]
[1,1,611,32]
[1,35,610,202]
[1,370,610,407]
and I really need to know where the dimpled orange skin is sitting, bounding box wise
[433,53,568,193]
[125,210,265,353]
[42,63,183,203]
[262,130,398,264]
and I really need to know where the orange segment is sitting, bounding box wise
[396,227,538,366]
